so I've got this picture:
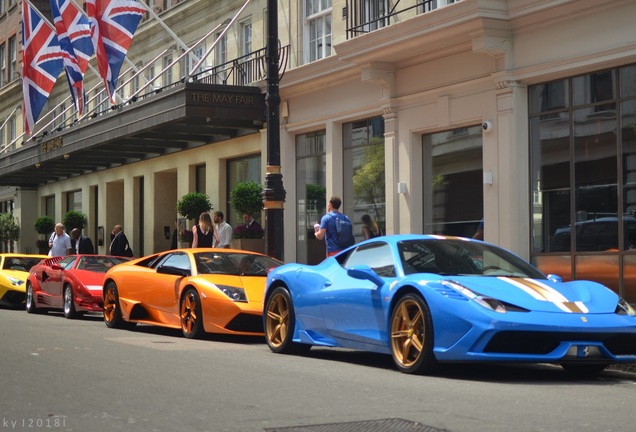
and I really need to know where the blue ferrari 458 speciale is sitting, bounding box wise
[263,235,636,375]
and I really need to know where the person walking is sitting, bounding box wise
[71,228,95,254]
[192,212,217,248]
[48,223,73,256]
[314,196,354,257]
[109,225,133,257]
[213,211,232,248]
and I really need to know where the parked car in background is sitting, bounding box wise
[0,254,49,308]
[26,255,130,318]
[102,248,283,339]
[264,234,636,376]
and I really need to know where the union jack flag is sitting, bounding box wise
[87,0,144,104]
[22,0,65,135]
[51,0,95,115]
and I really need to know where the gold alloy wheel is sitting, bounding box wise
[390,298,425,368]
[180,291,198,334]
[103,286,117,323]
[265,292,289,348]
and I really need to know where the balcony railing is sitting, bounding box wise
[344,0,461,39]
[192,44,290,86]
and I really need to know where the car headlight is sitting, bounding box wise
[616,298,636,317]
[7,277,24,287]
[216,284,246,302]
[442,280,507,313]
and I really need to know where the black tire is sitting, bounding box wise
[389,293,437,374]
[180,288,205,339]
[561,363,608,377]
[25,282,44,314]
[103,281,127,329]
[264,286,310,355]
[63,284,78,319]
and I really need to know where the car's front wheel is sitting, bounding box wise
[63,284,78,319]
[25,282,43,314]
[103,281,128,329]
[181,288,204,339]
[390,293,437,374]
[264,286,310,354]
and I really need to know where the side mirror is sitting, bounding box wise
[347,265,384,287]
[51,264,62,270]
[157,266,191,277]
[547,274,563,283]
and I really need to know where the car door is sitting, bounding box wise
[147,252,192,323]
[319,241,396,347]
[42,256,77,307]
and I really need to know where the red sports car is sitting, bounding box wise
[26,255,130,319]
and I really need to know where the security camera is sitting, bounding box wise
[482,121,493,132]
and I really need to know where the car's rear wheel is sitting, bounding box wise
[181,288,204,339]
[63,284,78,319]
[25,282,43,314]
[264,286,310,354]
[561,363,608,376]
[103,281,127,329]
[390,293,437,374]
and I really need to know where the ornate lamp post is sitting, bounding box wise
[262,0,286,260]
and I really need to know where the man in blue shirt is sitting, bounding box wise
[314,196,352,257]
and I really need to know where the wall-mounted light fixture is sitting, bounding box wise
[397,182,407,194]
[63,154,70,159]
[483,171,493,185]
[35,163,41,168]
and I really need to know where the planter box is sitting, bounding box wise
[230,238,265,254]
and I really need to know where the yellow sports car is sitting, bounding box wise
[103,248,283,338]
[0,253,49,308]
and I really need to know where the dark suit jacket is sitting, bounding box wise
[76,236,95,254]
[110,232,132,256]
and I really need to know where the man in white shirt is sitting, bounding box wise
[213,211,232,248]
[48,223,73,256]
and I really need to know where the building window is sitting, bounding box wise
[422,125,483,238]
[304,0,332,63]
[66,190,82,213]
[239,20,252,84]
[215,32,228,83]
[226,154,261,227]
[195,164,206,193]
[8,36,16,83]
[361,0,388,33]
[45,196,55,219]
[530,64,636,302]
[343,117,385,242]
[8,114,16,143]
[296,131,326,264]
[163,54,173,86]
[0,43,6,87]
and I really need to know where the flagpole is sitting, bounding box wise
[188,0,252,79]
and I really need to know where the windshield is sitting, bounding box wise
[398,239,546,279]
[2,257,44,272]
[194,252,282,276]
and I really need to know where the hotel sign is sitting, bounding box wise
[41,136,63,153]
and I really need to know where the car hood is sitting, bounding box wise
[446,276,619,314]
[1,270,30,283]
[70,270,108,289]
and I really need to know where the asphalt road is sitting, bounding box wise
[1,308,635,432]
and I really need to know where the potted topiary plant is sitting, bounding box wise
[0,212,20,251]
[176,192,213,247]
[229,181,264,252]
[34,215,55,253]
[63,210,88,232]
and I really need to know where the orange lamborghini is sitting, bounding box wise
[102,248,283,338]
